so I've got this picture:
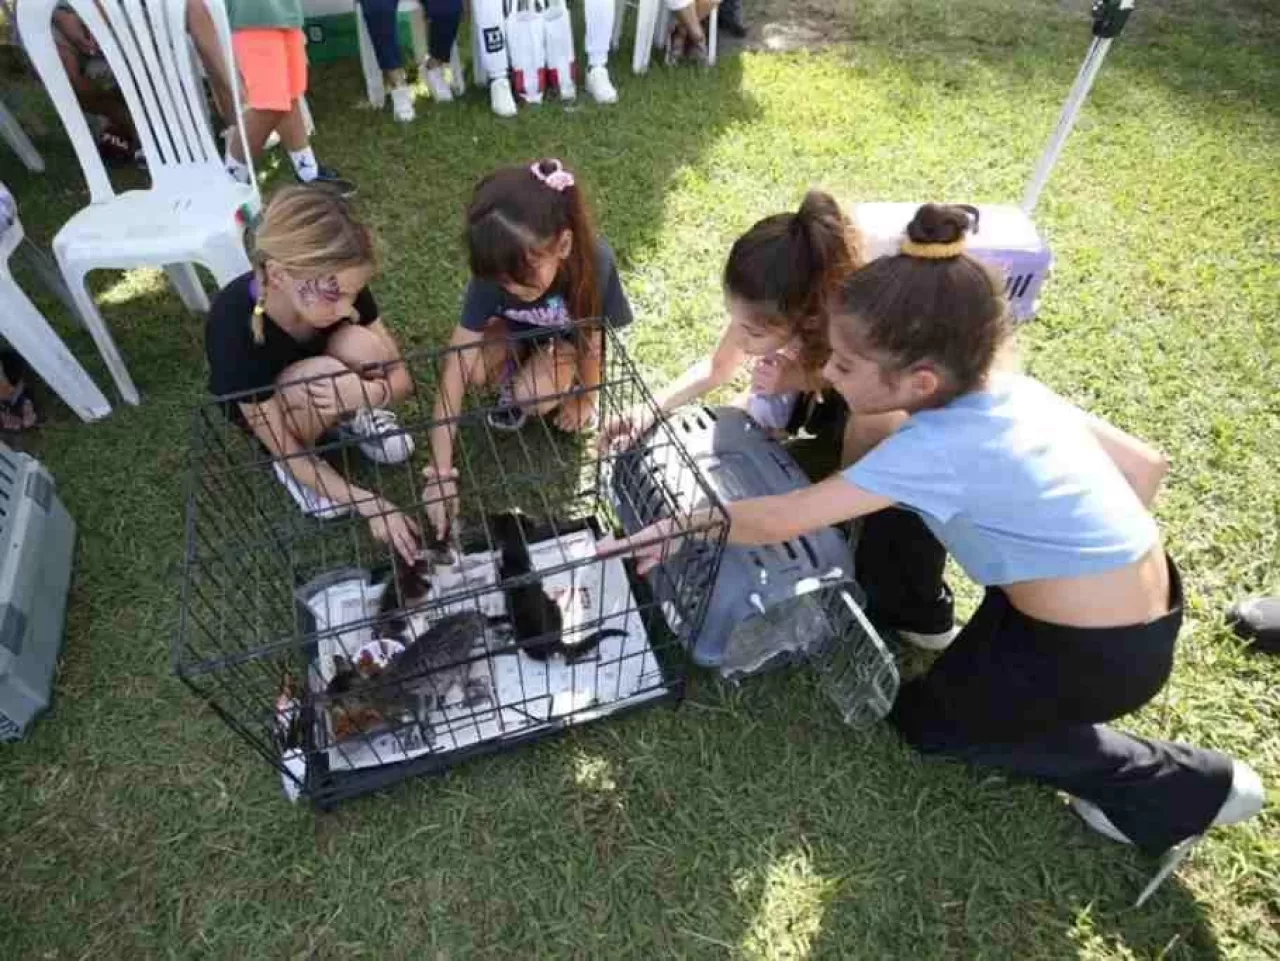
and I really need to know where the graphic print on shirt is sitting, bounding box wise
[503,294,571,330]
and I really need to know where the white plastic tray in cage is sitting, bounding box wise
[298,528,667,774]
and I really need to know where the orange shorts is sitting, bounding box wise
[233,28,307,113]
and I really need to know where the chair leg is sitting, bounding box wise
[0,100,45,174]
[165,263,210,314]
[356,1,388,107]
[0,270,112,421]
[611,0,624,51]
[406,0,428,64]
[634,0,659,73]
[58,258,141,405]
[299,96,316,137]
[15,238,79,320]
[708,5,717,66]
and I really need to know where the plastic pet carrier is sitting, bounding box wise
[853,0,1136,322]
[609,405,899,726]
[0,444,76,741]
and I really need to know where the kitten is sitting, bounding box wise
[490,510,627,663]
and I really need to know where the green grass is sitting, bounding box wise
[2,0,1279,956]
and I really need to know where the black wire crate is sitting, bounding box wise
[175,322,727,808]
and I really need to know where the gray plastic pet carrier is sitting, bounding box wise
[0,444,76,741]
[610,406,898,725]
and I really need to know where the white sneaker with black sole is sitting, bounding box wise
[272,461,352,520]
[1070,758,1265,906]
[339,407,415,464]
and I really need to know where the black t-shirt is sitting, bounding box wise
[205,272,380,405]
[459,239,633,337]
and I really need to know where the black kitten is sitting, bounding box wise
[490,511,627,663]
[376,534,457,640]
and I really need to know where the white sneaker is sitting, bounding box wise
[272,461,351,520]
[898,626,959,651]
[1070,759,1265,905]
[423,65,454,103]
[552,65,576,101]
[389,85,416,122]
[586,65,618,104]
[1072,759,1265,845]
[489,77,518,118]
[341,407,415,464]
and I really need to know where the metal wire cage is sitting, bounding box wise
[175,321,726,808]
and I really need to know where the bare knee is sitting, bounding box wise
[276,356,350,441]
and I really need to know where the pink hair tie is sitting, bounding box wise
[531,159,575,192]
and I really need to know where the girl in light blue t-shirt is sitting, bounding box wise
[602,203,1263,896]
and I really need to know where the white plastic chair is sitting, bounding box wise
[0,215,112,421]
[0,100,45,173]
[612,0,715,73]
[355,0,464,107]
[17,0,257,406]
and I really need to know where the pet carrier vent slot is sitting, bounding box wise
[797,536,819,569]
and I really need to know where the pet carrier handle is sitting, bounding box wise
[1020,0,1135,214]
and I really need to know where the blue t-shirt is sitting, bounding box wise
[459,239,633,338]
[843,374,1159,586]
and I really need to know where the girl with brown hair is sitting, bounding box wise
[600,189,866,466]
[425,158,634,540]
[602,203,1263,886]
[204,186,419,562]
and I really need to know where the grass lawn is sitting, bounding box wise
[1,0,1278,957]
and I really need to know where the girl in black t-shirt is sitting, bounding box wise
[425,158,633,540]
[204,186,419,562]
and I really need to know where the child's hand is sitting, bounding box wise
[421,466,459,542]
[596,518,682,575]
[597,403,656,453]
[368,506,421,565]
[751,354,806,395]
[554,394,597,433]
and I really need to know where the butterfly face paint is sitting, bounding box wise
[294,274,343,307]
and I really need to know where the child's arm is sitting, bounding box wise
[598,476,894,572]
[656,326,747,413]
[241,397,420,562]
[1083,412,1170,507]
[425,324,485,537]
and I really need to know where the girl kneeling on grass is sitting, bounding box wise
[205,186,420,563]
[600,189,881,477]
[425,158,633,539]
[601,203,1264,884]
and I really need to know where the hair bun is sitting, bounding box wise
[906,203,973,246]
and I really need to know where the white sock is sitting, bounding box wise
[224,149,251,184]
[289,146,319,182]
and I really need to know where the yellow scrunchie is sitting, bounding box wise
[900,237,967,259]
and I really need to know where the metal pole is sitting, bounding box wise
[1020,0,1135,214]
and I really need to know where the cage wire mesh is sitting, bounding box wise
[176,321,727,807]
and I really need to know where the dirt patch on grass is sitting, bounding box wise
[731,0,858,53]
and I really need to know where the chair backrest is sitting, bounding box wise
[17,0,253,203]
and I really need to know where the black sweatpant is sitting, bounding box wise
[872,519,1233,854]
[782,396,1232,853]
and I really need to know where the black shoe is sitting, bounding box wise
[719,11,748,38]
[298,166,357,197]
[1227,597,1280,653]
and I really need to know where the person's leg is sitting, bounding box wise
[473,0,517,116]
[226,30,292,176]
[718,0,747,37]
[511,340,578,416]
[889,569,1242,855]
[325,324,412,407]
[422,0,463,102]
[186,0,236,127]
